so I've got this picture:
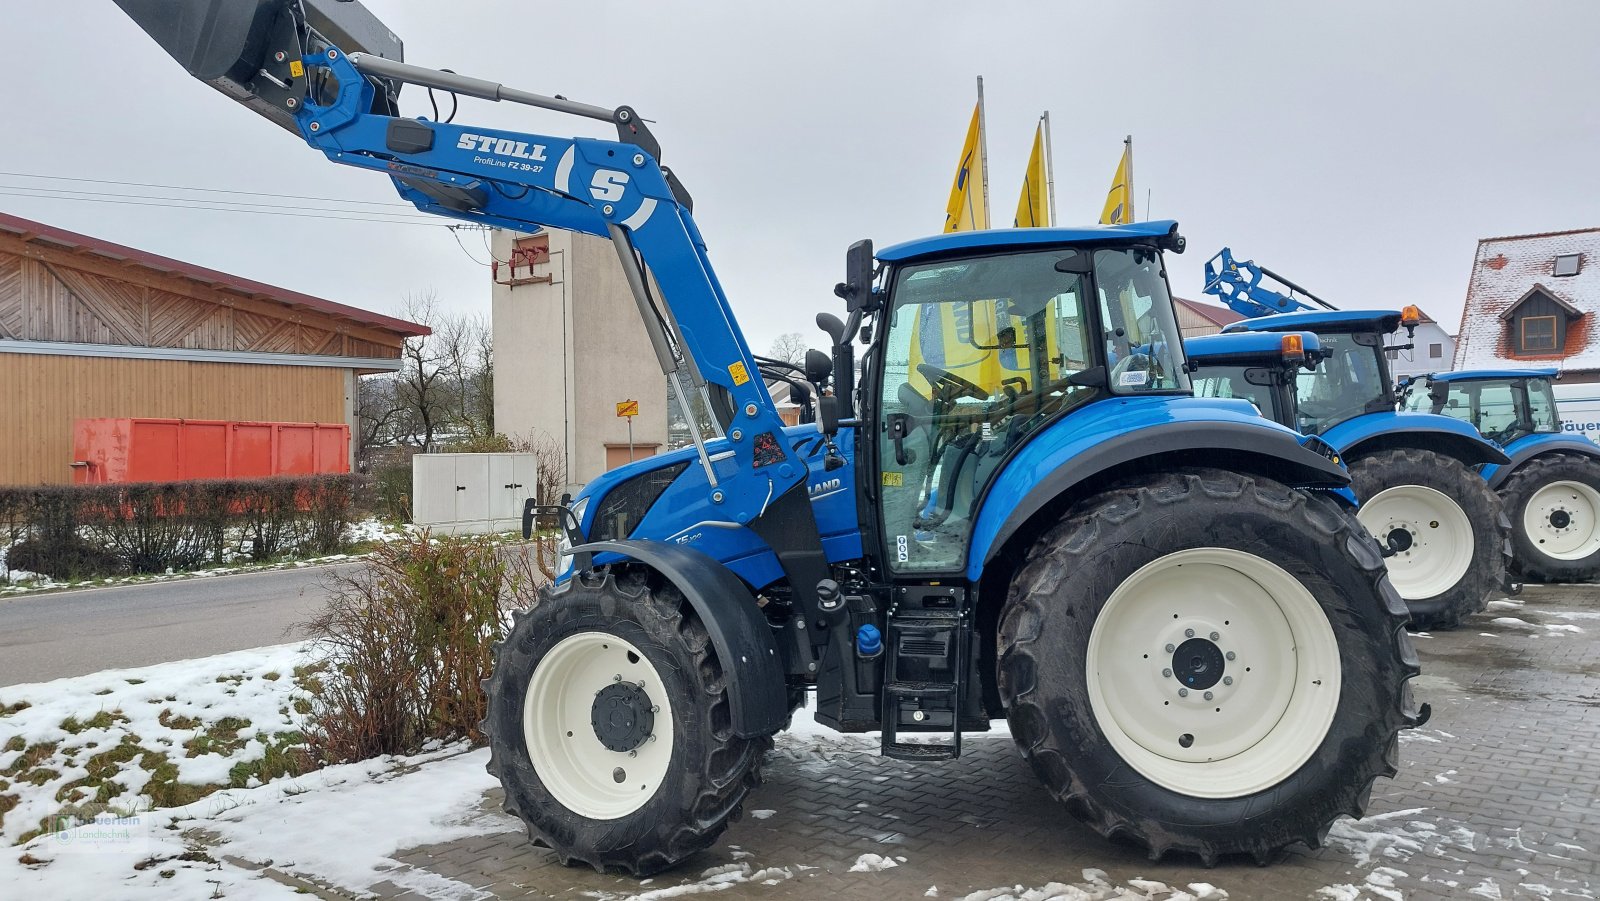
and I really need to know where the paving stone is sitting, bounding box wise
[365,584,1599,900]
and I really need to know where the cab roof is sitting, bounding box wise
[876,220,1180,263]
[1424,368,1560,382]
[1222,309,1402,335]
[1186,330,1323,366]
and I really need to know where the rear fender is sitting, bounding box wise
[1484,433,1600,489]
[567,540,788,739]
[1325,412,1511,467]
[966,397,1349,581]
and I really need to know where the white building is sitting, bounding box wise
[490,228,667,486]
[1385,309,1456,382]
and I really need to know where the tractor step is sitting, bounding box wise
[880,586,969,761]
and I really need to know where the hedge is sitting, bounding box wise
[0,474,366,581]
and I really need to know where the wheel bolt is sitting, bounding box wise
[1178,688,1189,697]
[1204,691,1214,701]
[1226,651,1236,661]
[650,706,660,714]
[1223,676,1233,686]
[613,674,622,682]
[1162,668,1173,678]
[1209,632,1220,642]
[629,749,637,758]
[1165,643,1175,653]
[1185,629,1195,638]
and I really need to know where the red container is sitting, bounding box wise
[72,418,350,484]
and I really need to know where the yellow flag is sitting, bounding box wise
[1013,123,1050,228]
[1099,138,1134,225]
[943,103,989,232]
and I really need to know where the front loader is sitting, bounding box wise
[115,0,1426,871]
[1204,249,1514,630]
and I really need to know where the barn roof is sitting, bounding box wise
[0,211,428,338]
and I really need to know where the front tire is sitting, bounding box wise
[1500,453,1600,582]
[1348,447,1506,631]
[997,469,1422,865]
[483,570,768,876]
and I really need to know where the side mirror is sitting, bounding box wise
[805,348,834,388]
[833,239,877,313]
[816,312,846,347]
[818,395,841,436]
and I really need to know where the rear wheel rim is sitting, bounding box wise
[1358,484,1475,600]
[1524,479,1600,561]
[522,632,675,820]
[1084,548,1342,799]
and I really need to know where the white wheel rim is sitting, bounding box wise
[522,632,675,820]
[1523,480,1600,561]
[1085,548,1342,799]
[1357,485,1475,600]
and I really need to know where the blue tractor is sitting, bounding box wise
[1202,249,1512,630]
[116,0,1426,871]
[1400,369,1600,581]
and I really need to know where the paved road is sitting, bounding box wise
[375,585,1599,901]
[0,563,359,686]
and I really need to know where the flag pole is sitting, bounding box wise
[1042,111,1057,227]
[1124,134,1134,221]
[977,76,991,228]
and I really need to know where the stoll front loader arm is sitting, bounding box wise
[113,0,823,728]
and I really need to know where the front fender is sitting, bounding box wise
[966,396,1349,580]
[1324,412,1511,466]
[1484,433,1600,489]
[566,539,788,739]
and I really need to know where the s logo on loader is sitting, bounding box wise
[590,170,629,202]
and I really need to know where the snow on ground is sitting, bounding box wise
[0,642,320,845]
[0,745,508,900]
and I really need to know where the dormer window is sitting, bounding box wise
[1554,253,1582,277]
[1520,315,1557,352]
[1500,284,1583,357]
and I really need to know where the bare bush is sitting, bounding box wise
[301,533,538,762]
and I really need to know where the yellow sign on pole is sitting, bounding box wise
[616,400,639,418]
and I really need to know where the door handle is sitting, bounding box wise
[455,485,466,491]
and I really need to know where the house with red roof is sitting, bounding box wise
[1453,227,1600,382]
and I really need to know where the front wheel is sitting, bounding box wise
[1348,447,1506,631]
[997,469,1423,865]
[483,570,769,876]
[1500,453,1600,582]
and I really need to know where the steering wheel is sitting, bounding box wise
[916,363,988,402]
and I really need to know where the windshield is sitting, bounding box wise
[1094,248,1190,394]
[1193,365,1281,422]
[1405,376,1560,441]
[1527,378,1559,432]
[878,248,1102,573]
[1295,331,1388,435]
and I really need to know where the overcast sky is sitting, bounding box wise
[6,1,1598,354]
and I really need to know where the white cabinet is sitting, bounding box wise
[412,453,538,535]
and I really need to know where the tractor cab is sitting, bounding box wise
[1222,310,1411,438]
[1401,368,1561,446]
[1187,330,1325,427]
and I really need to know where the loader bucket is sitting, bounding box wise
[113,0,402,132]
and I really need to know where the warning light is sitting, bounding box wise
[1400,305,1423,328]
[1281,333,1305,364]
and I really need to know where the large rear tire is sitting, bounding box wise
[1348,447,1505,631]
[1500,453,1600,583]
[997,469,1423,865]
[483,570,769,876]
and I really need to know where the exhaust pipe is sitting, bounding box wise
[112,0,404,133]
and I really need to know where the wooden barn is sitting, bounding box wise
[0,211,427,485]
